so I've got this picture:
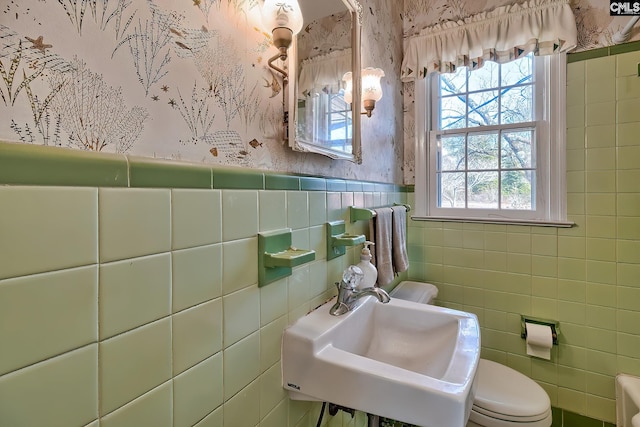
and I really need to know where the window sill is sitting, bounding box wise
[411,216,575,228]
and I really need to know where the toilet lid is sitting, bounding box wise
[473,359,551,419]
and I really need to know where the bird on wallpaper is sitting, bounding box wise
[262,70,281,98]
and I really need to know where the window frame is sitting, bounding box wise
[413,53,572,227]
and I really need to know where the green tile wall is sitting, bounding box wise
[0,140,407,427]
[407,49,640,425]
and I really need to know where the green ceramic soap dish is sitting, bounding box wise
[259,229,315,286]
[326,220,366,260]
[264,248,316,268]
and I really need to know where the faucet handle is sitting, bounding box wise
[342,265,363,290]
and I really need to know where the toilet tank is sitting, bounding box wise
[617,374,640,427]
[389,281,438,305]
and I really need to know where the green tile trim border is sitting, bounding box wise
[213,168,265,189]
[0,140,129,187]
[552,406,612,427]
[265,174,300,190]
[379,407,610,427]
[0,140,411,192]
[326,179,347,192]
[568,40,640,63]
[300,177,326,191]
[129,156,212,189]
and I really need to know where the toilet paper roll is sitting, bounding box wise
[525,323,554,360]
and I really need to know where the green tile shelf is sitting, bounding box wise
[258,229,315,286]
[264,248,315,268]
[326,220,365,261]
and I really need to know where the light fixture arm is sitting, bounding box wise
[267,50,289,80]
[267,27,293,79]
[362,99,375,118]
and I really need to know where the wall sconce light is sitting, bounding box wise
[261,0,304,80]
[342,67,384,118]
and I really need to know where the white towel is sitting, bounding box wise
[391,205,409,273]
[371,207,394,286]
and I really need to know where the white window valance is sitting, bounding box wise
[298,49,352,96]
[401,0,577,82]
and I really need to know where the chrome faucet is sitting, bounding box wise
[329,265,391,316]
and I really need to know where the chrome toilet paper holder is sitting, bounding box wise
[520,315,559,345]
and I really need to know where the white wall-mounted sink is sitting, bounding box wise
[282,296,481,427]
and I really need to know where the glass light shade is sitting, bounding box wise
[261,0,304,35]
[342,71,353,104]
[362,67,384,102]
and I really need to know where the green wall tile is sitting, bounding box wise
[585,125,615,148]
[618,122,640,146]
[586,102,616,126]
[586,148,615,171]
[617,50,640,77]
[618,216,640,239]
[585,193,616,216]
[586,171,616,193]
[0,344,98,427]
[618,239,640,263]
[586,306,617,331]
[617,193,640,216]
[0,187,98,280]
[557,279,586,303]
[617,75,640,100]
[586,261,617,285]
[618,98,640,123]
[98,188,171,263]
[129,157,212,188]
[618,146,640,170]
[618,170,640,192]
[567,60,585,82]
[586,238,616,262]
[0,141,128,187]
[618,263,640,287]
[618,309,640,334]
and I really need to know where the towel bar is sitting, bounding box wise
[349,203,411,223]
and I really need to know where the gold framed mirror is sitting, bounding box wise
[287,0,362,163]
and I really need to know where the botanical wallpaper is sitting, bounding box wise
[0,0,404,183]
[402,0,640,184]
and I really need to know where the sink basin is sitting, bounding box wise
[282,296,480,427]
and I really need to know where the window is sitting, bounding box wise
[297,90,352,153]
[415,53,569,225]
[326,92,352,152]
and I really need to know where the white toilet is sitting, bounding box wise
[390,281,552,427]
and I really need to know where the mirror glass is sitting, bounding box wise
[288,0,362,163]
